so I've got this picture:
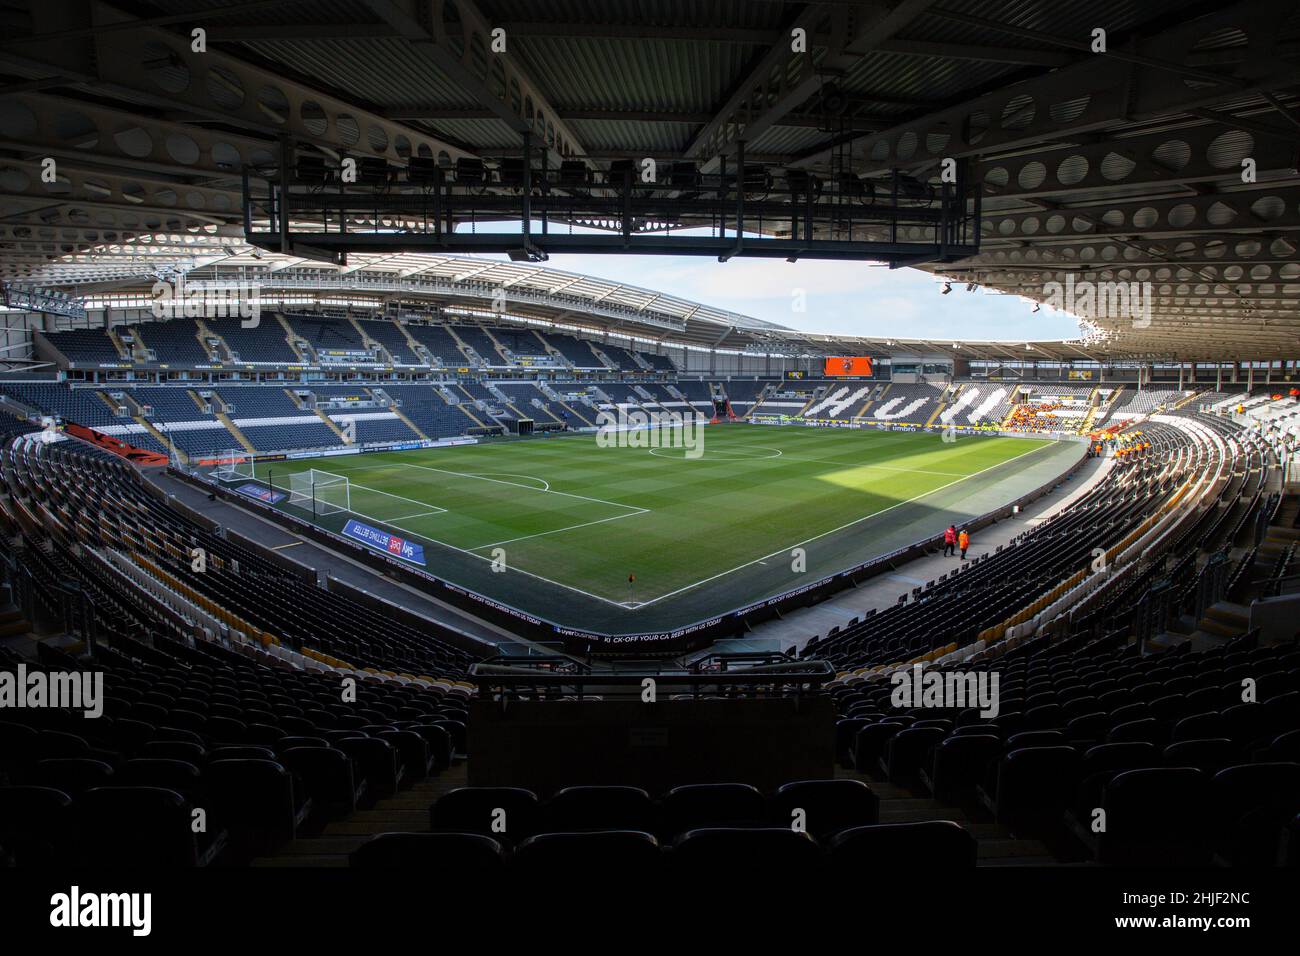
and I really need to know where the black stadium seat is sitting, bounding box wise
[670,828,823,873]
[661,783,767,836]
[829,821,977,868]
[0,786,75,866]
[770,780,879,840]
[514,830,661,873]
[431,787,541,843]
[923,733,1001,804]
[81,787,202,867]
[1211,762,1300,866]
[207,759,300,855]
[544,786,657,833]
[1097,768,1213,866]
[349,832,506,870]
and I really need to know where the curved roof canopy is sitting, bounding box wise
[0,0,1297,361]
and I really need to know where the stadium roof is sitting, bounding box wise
[1,0,1298,360]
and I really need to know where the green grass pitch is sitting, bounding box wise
[248,424,1053,615]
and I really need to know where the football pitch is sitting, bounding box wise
[241,424,1073,632]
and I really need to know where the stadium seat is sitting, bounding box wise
[206,759,300,855]
[923,733,1001,804]
[1097,768,1212,866]
[0,786,75,866]
[349,832,506,870]
[0,721,39,778]
[829,821,977,868]
[280,747,361,820]
[670,827,823,873]
[881,726,947,786]
[431,787,541,843]
[661,783,767,837]
[544,786,657,833]
[142,741,207,764]
[770,780,878,840]
[1172,711,1224,742]
[338,737,402,799]
[1162,738,1237,774]
[81,787,203,867]
[988,746,1079,835]
[1211,762,1300,866]
[34,758,115,796]
[514,830,661,873]
[119,759,204,803]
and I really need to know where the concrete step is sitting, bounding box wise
[1206,601,1250,624]
[1199,617,1246,638]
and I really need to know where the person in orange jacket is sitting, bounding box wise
[958,528,970,560]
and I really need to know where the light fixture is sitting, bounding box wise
[941,282,952,294]
[1032,303,1041,313]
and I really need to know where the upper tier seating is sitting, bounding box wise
[596,345,641,372]
[282,314,367,356]
[135,320,211,365]
[41,329,123,365]
[206,317,297,364]
[405,325,468,366]
[489,326,550,360]
[357,319,419,365]
[450,326,501,365]
[214,387,303,418]
[548,334,603,368]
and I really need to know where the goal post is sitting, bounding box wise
[287,468,351,517]
[213,449,256,482]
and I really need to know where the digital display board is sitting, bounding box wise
[823,356,874,377]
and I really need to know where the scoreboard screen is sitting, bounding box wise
[783,370,807,380]
[823,356,874,377]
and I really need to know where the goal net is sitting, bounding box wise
[287,468,351,516]
[213,449,255,482]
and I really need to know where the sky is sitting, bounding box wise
[462,224,1082,342]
